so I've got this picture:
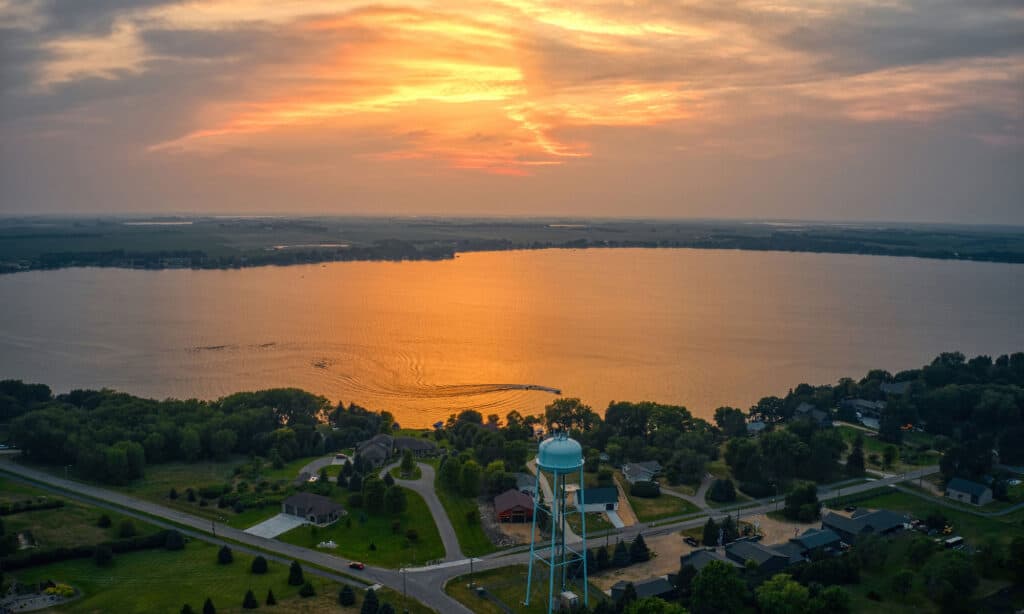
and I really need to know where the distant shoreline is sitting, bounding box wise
[2,217,1022,274]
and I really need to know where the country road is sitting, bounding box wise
[0,455,941,614]
[381,460,465,561]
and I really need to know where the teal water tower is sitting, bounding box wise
[526,433,589,612]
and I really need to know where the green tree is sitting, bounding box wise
[629,534,650,563]
[96,514,112,528]
[846,435,866,477]
[1009,536,1024,583]
[708,479,736,503]
[400,448,415,475]
[756,574,809,614]
[217,545,233,564]
[288,560,305,585]
[299,582,316,597]
[783,482,820,522]
[251,555,268,574]
[613,540,631,567]
[883,445,898,469]
[383,486,408,514]
[596,546,610,570]
[210,429,237,460]
[242,590,258,609]
[93,544,113,567]
[265,590,276,606]
[118,519,137,538]
[181,605,195,614]
[921,551,978,611]
[202,597,216,614]
[624,597,687,613]
[181,428,202,462]
[702,518,719,546]
[379,604,396,614]
[165,530,185,550]
[691,560,746,614]
[361,588,379,614]
[890,569,914,599]
[362,476,387,513]
[459,460,482,497]
[339,585,356,606]
[544,398,599,433]
[714,406,748,438]
[439,456,461,491]
[811,586,851,614]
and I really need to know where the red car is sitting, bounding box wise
[349,561,365,570]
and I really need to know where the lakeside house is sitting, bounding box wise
[822,508,906,543]
[355,433,439,468]
[282,492,345,525]
[793,402,832,428]
[840,398,887,419]
[494,489,534,523]
[610,577,675,601]
[576,486,620,512]
[880,381,912,396]
[746,420,767,436]
[945,477,993,506]
[622,460,663,484]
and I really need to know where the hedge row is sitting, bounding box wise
[0,530,173,571]
[0,499,66,516]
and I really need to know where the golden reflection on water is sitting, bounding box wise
[1,249,1021,427]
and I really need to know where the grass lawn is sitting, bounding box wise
[446,565,606,614]
[434,482,499,557]
[11,540,347,614]
[567,511,614,535]
[278,487,444,567]
[614,473,699,521]
[836,426,939,473]
[0,478,158,549]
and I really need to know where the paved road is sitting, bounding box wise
[381,461,465,561]
[0,458,473,614]
[661,474,713,511]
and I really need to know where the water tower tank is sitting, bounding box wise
[537,433,583,472]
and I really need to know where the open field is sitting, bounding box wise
[446,565,607,614]
[10,540,348,614]
[278,487,444,567]
[836,425,939,473]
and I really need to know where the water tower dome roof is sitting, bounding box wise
[537,433,583,472]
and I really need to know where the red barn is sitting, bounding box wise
[495,488,534,523]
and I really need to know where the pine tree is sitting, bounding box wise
[339,585,356,606]
[379,603,396,614]
[702,517,719,546]
[299,581,316,597]
[613,540,630,567]
[202,597,216,614]
[288,560,305,585]
[217,545,233,564]
[361,588,379,614]
[265,589,277,606]
[847,436,866,477]
[629,534,650,563]
[242,590,258,609]
[251,555,268,574]
[596,546,610,570]
[181,605,195,614]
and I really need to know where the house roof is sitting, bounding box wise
[726,541,787,566]
[494,488,533,513]
[880,381,912,395]
[793,528,841,550]
[747,421,767,433]
[794,402,830,424]
[632,460,662,473]
[771,541,807,563]
[577,486,619,505]
[823,509,906,536]
[611,577,674,599]
[515,473,535,490]
[946,477,990,497]
[393,436,437,451]
[283,492,344,516]
[681,549,740,571]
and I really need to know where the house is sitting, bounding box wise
[576,486,619,512]
[680,549,740,571]
[355,433,394,468]
[494,489,534,523]
[793,402,832,427]
[393,436,439,458]
[747,420,767,436]
[515,473,537,498]
[432,421,444,430]
[790,528,842,555]
[880,381,912,396]
[840,398,886,419]
[282,493,345,525]
[610,577,675,601]
[725,541,791,574]
[946,477,993,506]
[622,461,662,484]
[769,541,807,566]
[822,509,906,543]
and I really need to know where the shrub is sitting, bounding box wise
[242,589,258,609]
[613,540,630,567]
[97,514,112,528]
[202,597,216,614]
[181,605,195,614]
[370,542,377,551]
[93,544,113,567]
[630,481,660,498]
[217,545,233,564]
[348,493,364,508]
[405,529,419,543]
[339,586,356,606]
[169,488,178,500]
[288,560,305,585]
[265,589,276,606]
[379,604,395,614]
[629,535,650,563]
[299,581,316,598]
[118,520,136,538]
[361,588,379,614]
[164,530,185,551]
[391,520,402,534]
[738,481,774,498]
[187,489,196,502]
[251,555,268,574]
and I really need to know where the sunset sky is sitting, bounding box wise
[1,0,1021,222]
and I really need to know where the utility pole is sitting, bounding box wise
[402,566,408,614]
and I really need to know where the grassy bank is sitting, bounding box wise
[446,565,606,614]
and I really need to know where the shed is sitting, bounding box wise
[946,477,993,506]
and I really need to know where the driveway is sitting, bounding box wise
[381,461,465,562]
[244,513,306,538]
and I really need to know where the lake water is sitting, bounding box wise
[1,249,1021,427]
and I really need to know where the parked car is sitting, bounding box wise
[349,561,365,570]
[684,537,699,547]
[844,505,857,512]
